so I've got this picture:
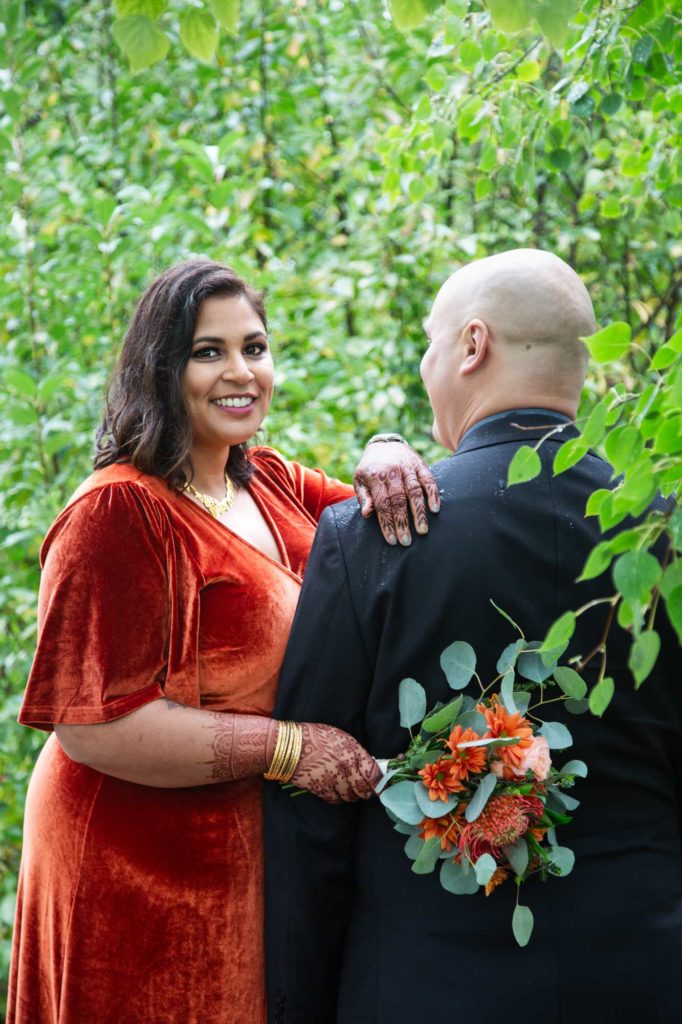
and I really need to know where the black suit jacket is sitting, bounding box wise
[265,409,682,1024]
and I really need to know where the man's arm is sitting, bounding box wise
[265,505,374,1023]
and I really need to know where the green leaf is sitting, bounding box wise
[553,666,587,700]
[581,402,608,446]
[664,587,682,644]
[535,0,578,45]
[179,10,219,63]
[500,670,517,713]
[632,35,654,64]
[613,549,661,602]
[379,780,424,825]
[404,834,424,859]
[578,542,614,580]
[660,561,682,600]
[424,65,448,91]
[399,677,427,728]
[474,853,497,885]
[517,59,541,82]
[5,368,37,397]
[440,641,476,690]
[440,857,479,895]
[582,321,631,363]
[460,41,482,68]
[565,698,590,715]
[539,721,573,749]
[412,836,442,874]
[507,445,541,486]
[208,0,239,33]
[541,612,576,654]
[112,15,170,72]
[560,759,588,777]
[504,837,529,876]
[548,845,575,875]
[650,344,680,371]
[389,0,439,30]
[465,772,497,822]
[114,0,166,14]
[588,677,615,717]
[517,643,555,683]
[496,639,525,674]
[512,904,534,947]
[600,195,623,219]
[600,92,623,116]
[628,629,660,687]
[553,437,588,474]
[422,695,463,733]
[485,0,530,32]
[604,425,644,473]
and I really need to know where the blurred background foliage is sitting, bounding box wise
[0,0,680,1011]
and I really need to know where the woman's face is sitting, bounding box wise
[181,294,274,455]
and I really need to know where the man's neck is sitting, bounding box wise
[454,396,577,450]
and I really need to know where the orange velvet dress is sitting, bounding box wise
[8,447,353,1024]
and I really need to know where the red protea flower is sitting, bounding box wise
[419,757,464,801]
[459,794,544,861]
[419,814,458,852]
[445,724,488,779]
[478,695,534,779]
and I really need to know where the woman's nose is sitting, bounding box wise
[221,354,254,384]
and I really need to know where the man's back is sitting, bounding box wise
[266,409,682,1024]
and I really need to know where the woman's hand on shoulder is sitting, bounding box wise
[290,723,382,804]
[353,438,440,547]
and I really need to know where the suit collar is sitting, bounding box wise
[455,408,578,456]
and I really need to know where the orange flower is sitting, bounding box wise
[479,695,534,778]
[445,725,488,779]
[419,814,458,852]
[484,866,509,896]
[419,758,464,802]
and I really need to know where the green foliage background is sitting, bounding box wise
[0,0,680,1010]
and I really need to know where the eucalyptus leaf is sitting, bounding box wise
[507,445,542,487]
[500,670,517,713]
[539,721,573,749]
[412,836,442,874]
[440,641,477,690]
[549,845,575,876]
[474,853,497,885]
[559,759,588,778]
[517,643,556,683]
[512,905,534,947]
[422,695,463,733]
[465,772,497,822]
[440,857,480,895]
[399,677,427,728]
[503,838,529,877]
[379,780,423,825]
[414,782,460,819]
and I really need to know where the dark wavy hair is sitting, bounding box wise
[95,260,267,490]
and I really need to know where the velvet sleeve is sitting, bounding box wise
[250,446,354,521]
[19,483,174,731]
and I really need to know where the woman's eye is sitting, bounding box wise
[245,343,267,357]
[193,346,221,359]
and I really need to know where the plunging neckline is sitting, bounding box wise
[180,476,302,583]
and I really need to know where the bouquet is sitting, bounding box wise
[377,632,588,946]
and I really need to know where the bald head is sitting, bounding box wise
[421,249,596,449]
[430,248,595,375]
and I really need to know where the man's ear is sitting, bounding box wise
[460,319,489,376]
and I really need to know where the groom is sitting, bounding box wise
[265,250,682,1023]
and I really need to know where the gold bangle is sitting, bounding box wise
[264,721,303,783]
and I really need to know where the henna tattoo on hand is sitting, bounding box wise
[353,444,438,545]
[290,723,382,803]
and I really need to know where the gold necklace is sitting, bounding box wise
[186,473,235,518]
